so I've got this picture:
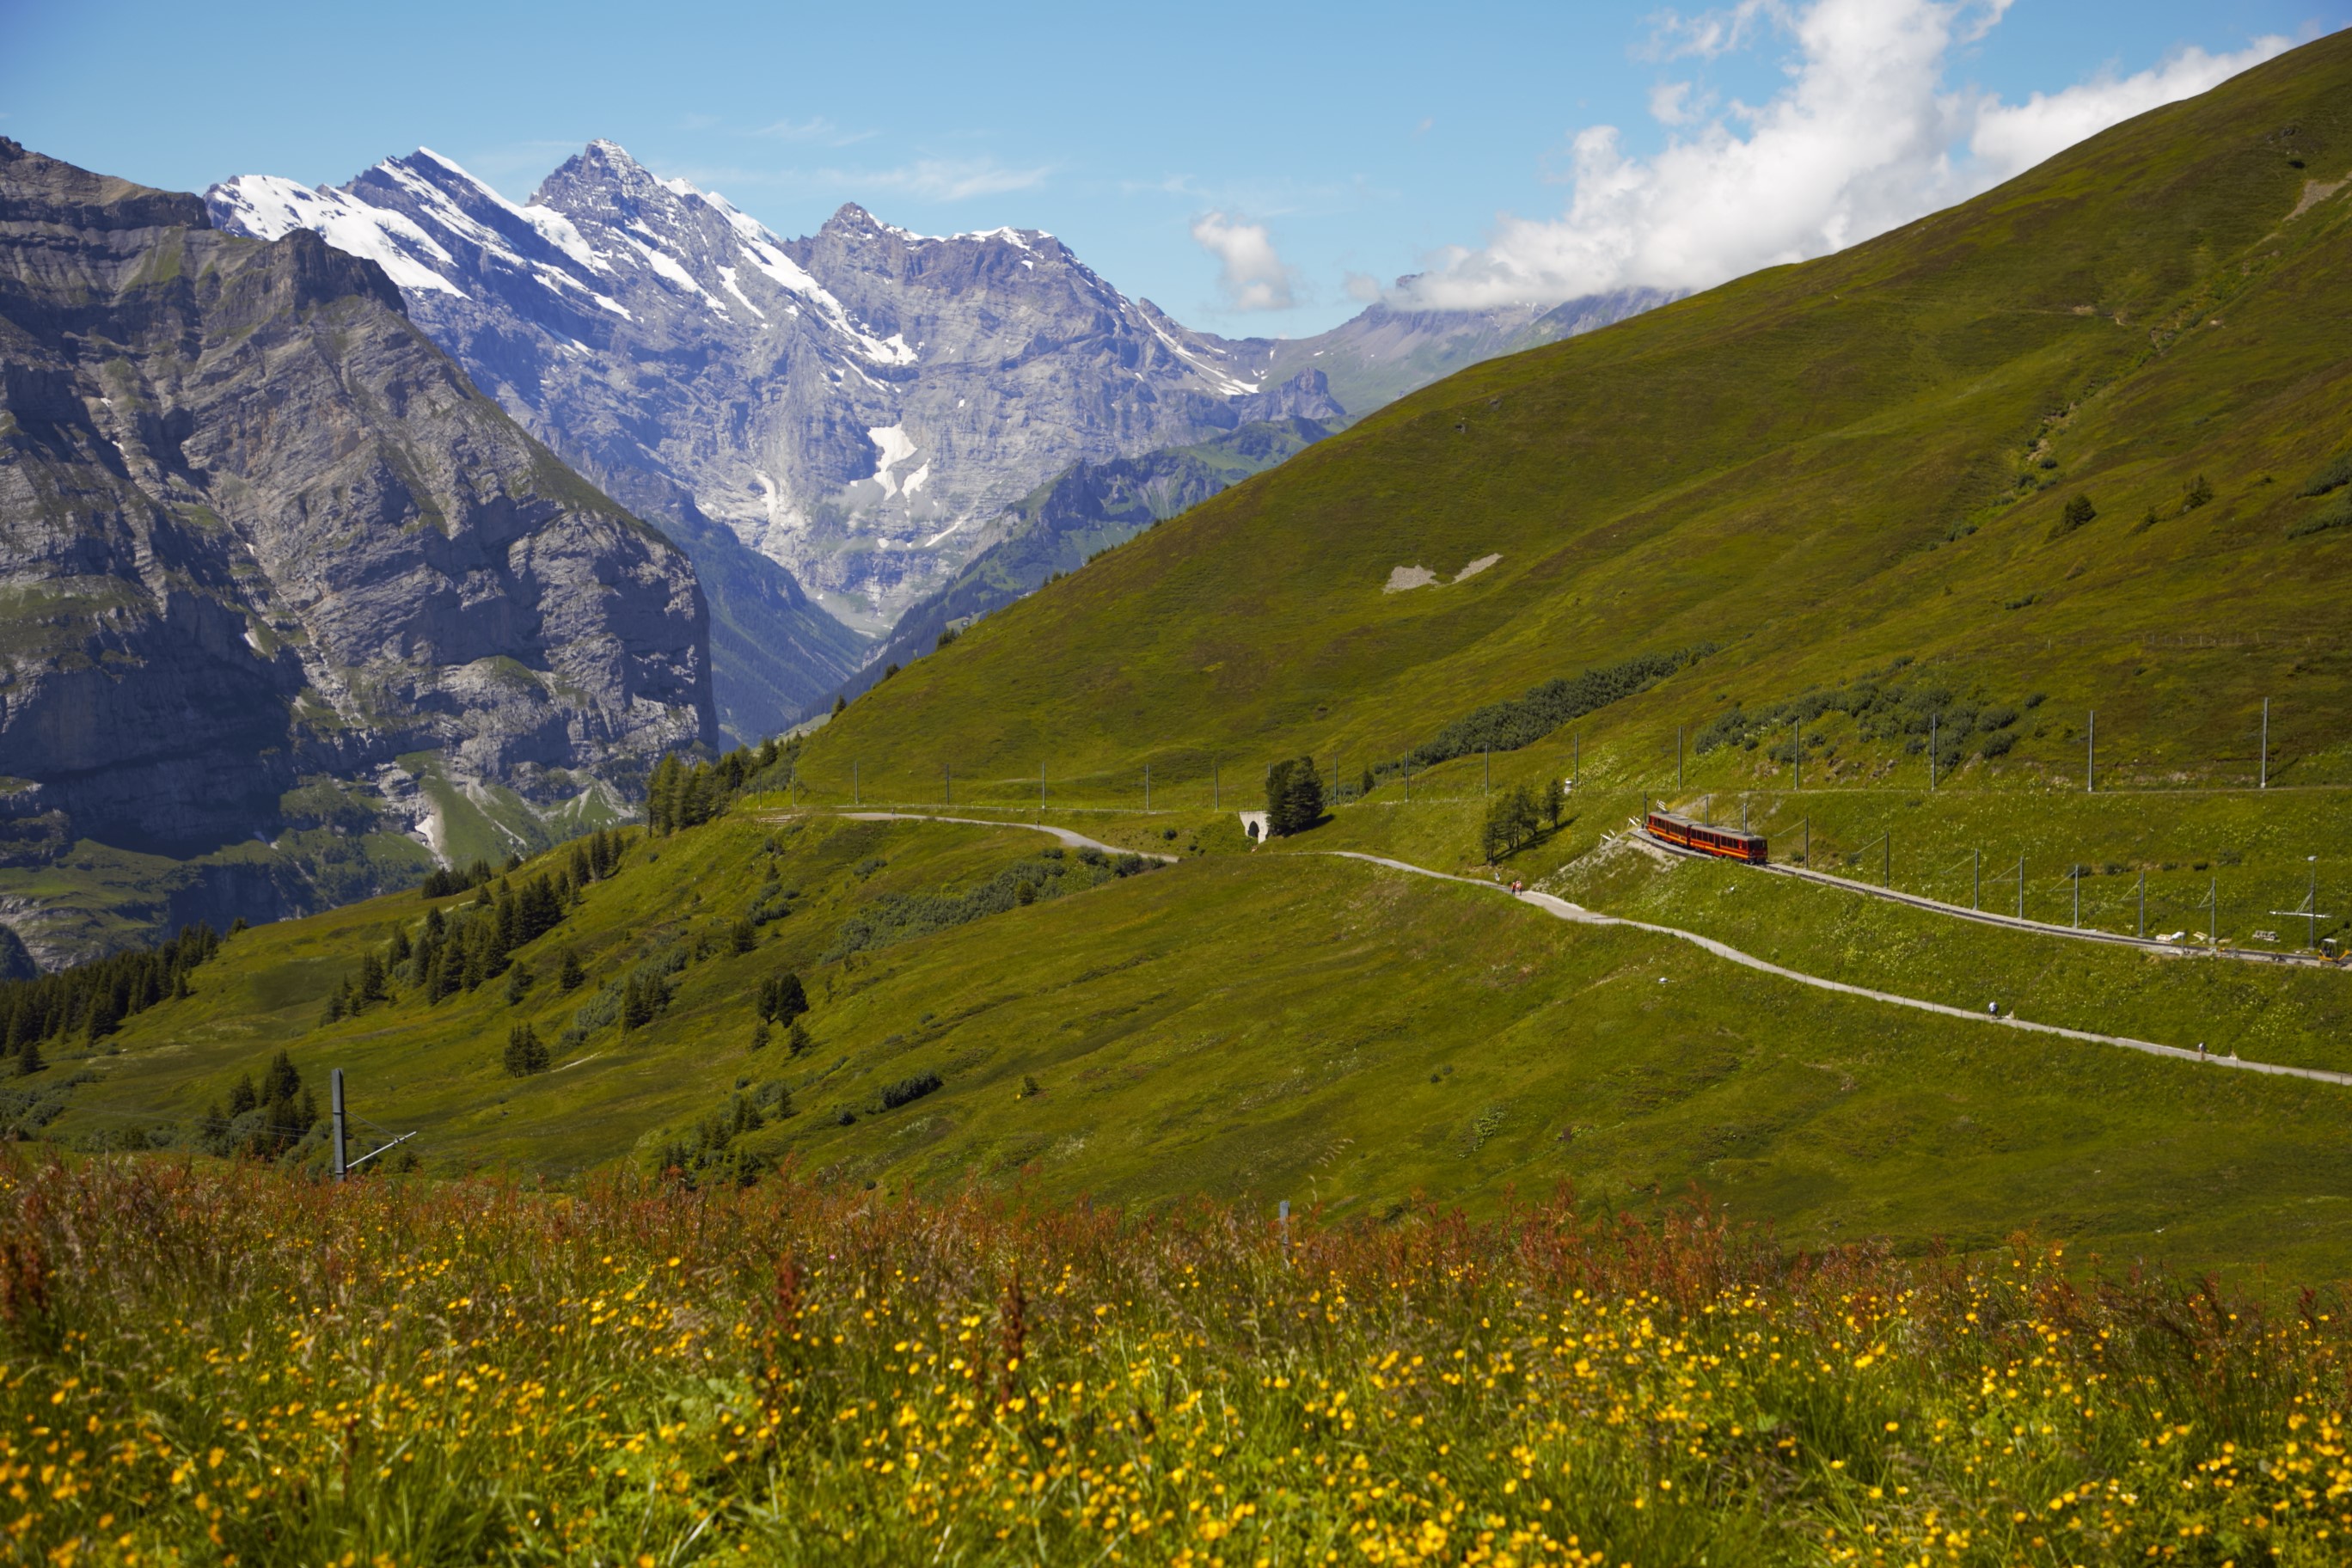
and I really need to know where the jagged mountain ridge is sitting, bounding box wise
[0,138,712,963]
[207,145,1339,646]
[207,144,1666,732]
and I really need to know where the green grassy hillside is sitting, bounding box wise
[799,34,2352,805]
[29,799,2352,1279]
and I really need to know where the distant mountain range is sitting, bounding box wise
[210,144,1667,738]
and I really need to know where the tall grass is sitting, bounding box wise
[1,1153,2345,1564]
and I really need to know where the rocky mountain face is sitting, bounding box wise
[207,147,1332,699]
[0,138,711,964]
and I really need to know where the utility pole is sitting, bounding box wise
[2138,868,2146,939]
[944,763,952,806]
[2210,873,2219,950]
[853,760,860,807]
[1973,848,1981,911]
[2312,857,2320,949]
[331,1067,347,1181]
[2261,698,2269,789]
[1883,830,1890,890]
[2086,710,2095,793]
[1930,714,1938,791]
[1802,816,1810,867]
[2017,854,2025,921]
[1404,757,1411,804]
[1792,718,1801,792]
[1038,763,1045,824]
[2073,867,2080,928]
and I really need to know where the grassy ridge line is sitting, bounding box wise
[797,34,2352,806]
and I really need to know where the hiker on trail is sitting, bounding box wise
[2198,1043,2207,1060]
[1986,1001,1999,1017]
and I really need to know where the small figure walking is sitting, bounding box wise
[2197,1042,2207,1061]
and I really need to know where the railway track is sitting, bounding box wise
[1632,827,2349,972]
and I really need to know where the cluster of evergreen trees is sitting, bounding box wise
[325,837,628,1026]
[0,922,222,1072]
[654,1081,796,1189]
[418,860,499,899]
[194,1049,315,1161]
[645,737,796,836]
[1263,757,1326,836]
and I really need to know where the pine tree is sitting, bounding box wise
[227,1073,258,1117]
[388,923,413,965]
[786,1019,812,1057]
[748,1020,771,1053]
[14,1032,41,1078]
[1281,756,1325,835]
[321,982,347,1026]
[557,948,586,992]
[729,919,757,955]
[260,1050,301,1106]
[356,951,387,1005]
[648,755,686,835]
[569,842,592,889]
[504,1023,549,1076]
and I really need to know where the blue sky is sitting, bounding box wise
[6,1,2343,335]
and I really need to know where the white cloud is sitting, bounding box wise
[1191,211,1297,311]
[1401,0,2293,310]
[854,157,1050,202]
[749,116,876,148]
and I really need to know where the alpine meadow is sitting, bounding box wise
[3,15,2352,1568]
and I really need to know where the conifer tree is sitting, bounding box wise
[15,1032,41,1078]
[557,948,585,992]
[356,952,387,1006]
[504,1022,550,1076]
[321,982,347,1026]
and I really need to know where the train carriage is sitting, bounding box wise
[1644,810,1768,866]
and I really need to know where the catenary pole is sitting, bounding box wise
[1930,714,1938,791]
[2261,699,2269,789]
[1973,848,1981,911]
[331,1068,347,1181]
[2086,710,2095,793]
[2018,854,2025,921]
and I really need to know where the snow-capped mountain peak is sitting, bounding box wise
[206,137,1348,666]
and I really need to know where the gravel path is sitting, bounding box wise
[815,812,2349,1089]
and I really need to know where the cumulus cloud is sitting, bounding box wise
[1400,0,2293,310]
[1191,211,1297,311]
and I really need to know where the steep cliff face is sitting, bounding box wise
[0,138,713,959]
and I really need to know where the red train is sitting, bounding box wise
[1645,810,1768,865]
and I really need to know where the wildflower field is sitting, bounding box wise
[0,1155,2347,1565]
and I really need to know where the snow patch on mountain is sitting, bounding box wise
[209,175,465,297]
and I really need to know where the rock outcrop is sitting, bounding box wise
[0,138,713,959]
